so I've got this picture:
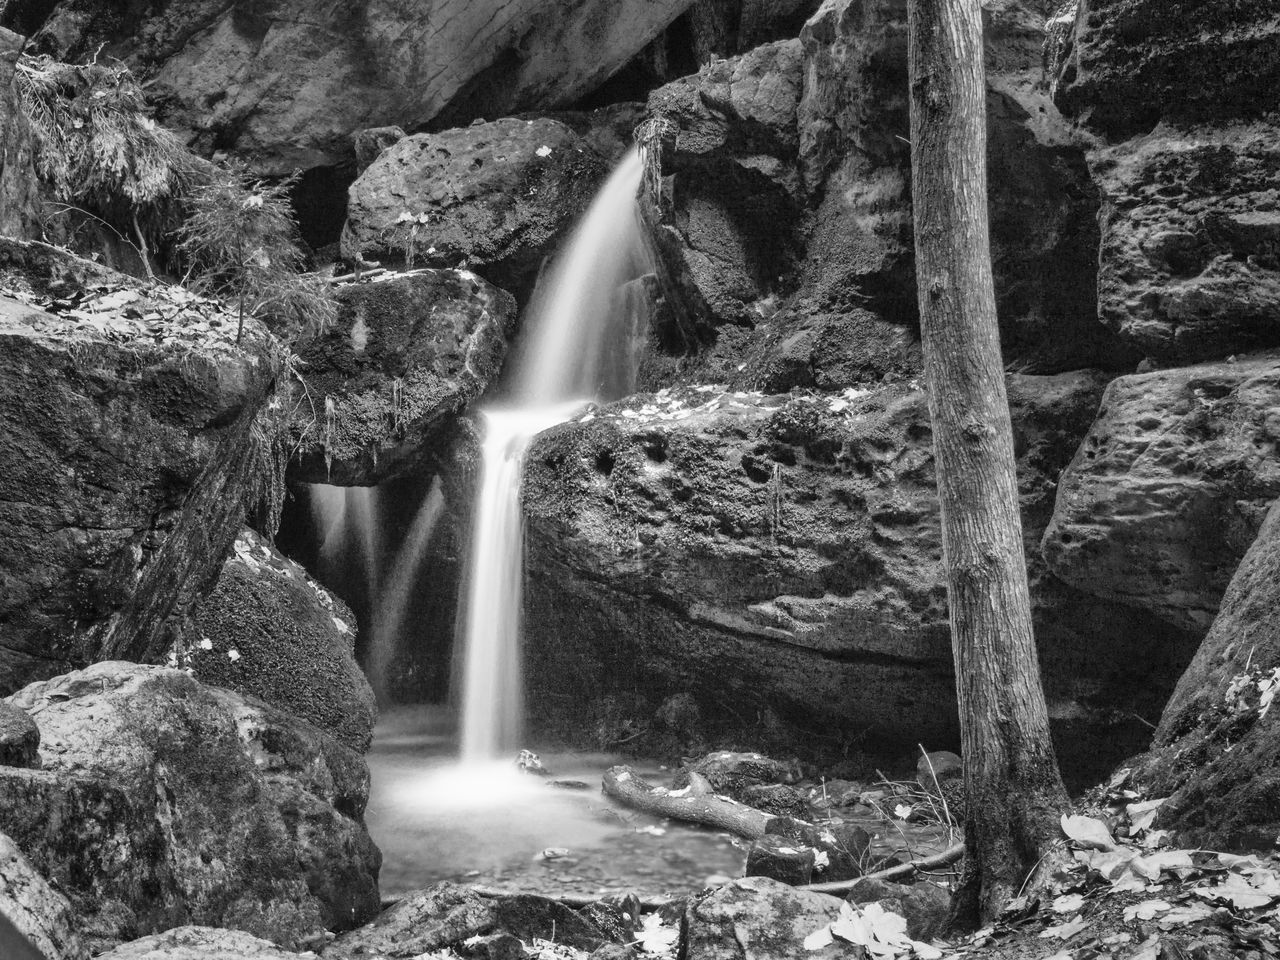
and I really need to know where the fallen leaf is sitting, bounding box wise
[1052,894,1086,914]
[633,914,679,954]
[1122,900,1170,922]
[1061,814,1117,851]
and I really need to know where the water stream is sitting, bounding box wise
[457,147,653,761]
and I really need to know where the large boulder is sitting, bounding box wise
[1089,120,1280,364]
[0,240,281,694]
[340,119,607,292]
[177,529,377,752]
[1054,0,1280,140]
[684,877,846,960]
[9,0,697,173]
[0,663,380,952]
[1131,499,1280,851]
[1042,355,1280,634]
[288,270,516,485]
[521,374,1193,777]
[0,831,88,960]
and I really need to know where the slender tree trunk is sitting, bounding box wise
[906,0,1068,928]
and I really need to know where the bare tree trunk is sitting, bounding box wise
[906,0,1068,929]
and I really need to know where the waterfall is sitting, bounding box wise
[368,479,445,702]
[457,147,652,762]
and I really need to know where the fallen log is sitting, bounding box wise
[602,765,773,839]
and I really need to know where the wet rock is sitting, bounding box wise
[0,701,38,768]
[845,878,948,941]
[323,882,497,959]
[341,119,607,293]
[745,835,816,885]
[740,783,812,818]
[0,241,281,694]
[178,529,377,752]
[684,877,846,960]
[580,893,643,945]
[97,926,315,959]
[1043,354,1280,634]
[14,0,698,173]
[676,752,797,798]
[0,831,88,960]
[491,895,609,951]
[288,269,516,485]
[1054,0,1280,140]
[1131,499,1280,851]
[763,817,871,882]
[0,663,379,952]
[1089,121,1280,364]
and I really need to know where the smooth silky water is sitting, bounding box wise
[361,148,741,896]
[367,707,746,899]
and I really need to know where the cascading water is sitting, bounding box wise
[457,147,653,762]
[368,479,445,702]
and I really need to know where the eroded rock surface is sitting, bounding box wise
[521,376,1191,774]
[0,663,379,952]
[288,270,516,485]
[1055,0,1280,140]
[1043,355,1280,633]
[10,0,697,172]
[341,118,607,292]
[1091,121,1280,364]
[0,241,281,694]
[178,529,376,752]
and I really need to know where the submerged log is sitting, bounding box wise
[602,766,773,839]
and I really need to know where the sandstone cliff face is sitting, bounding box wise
[1053,0,1280,365]
[1055,0,1280,140]
[0,242,281,694]
[643,0,1133,390]
[9,0,698,173]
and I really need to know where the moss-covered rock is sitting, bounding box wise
[178,529,376,752]
[0,663,380,953]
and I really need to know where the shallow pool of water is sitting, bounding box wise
[365,707,747,900]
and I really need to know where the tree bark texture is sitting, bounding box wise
[906,0,1068,928]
